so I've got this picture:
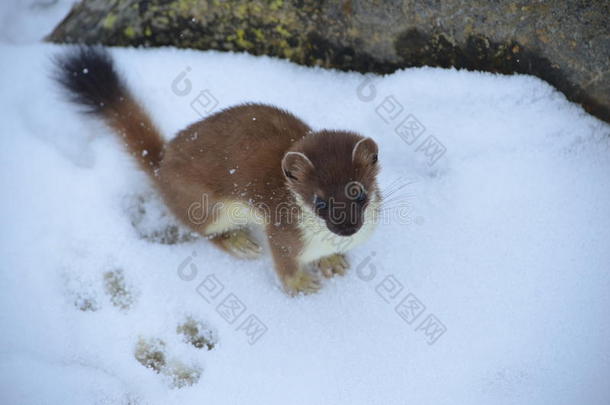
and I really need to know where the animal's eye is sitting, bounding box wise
[314,196,327,210]
[355,191,367,203]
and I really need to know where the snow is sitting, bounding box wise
[1,2,610,405]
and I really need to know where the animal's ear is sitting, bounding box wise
[352,137,378,166]
[282,151,314,182]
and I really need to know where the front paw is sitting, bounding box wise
[315,254,349,278]
[282,270,322,296]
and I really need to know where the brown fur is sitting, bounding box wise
[106,97,165,171]
[55,47,380,295]
[157,104,379,293]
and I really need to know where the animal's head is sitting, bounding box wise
[282,130,380,236]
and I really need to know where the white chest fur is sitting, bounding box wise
[295,193,380,264]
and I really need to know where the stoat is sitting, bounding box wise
[54,46,381,295]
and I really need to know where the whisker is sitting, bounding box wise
[379,204,414,213]
[381,179,417,199]
[381,177,408,194]
[382,194,415,204]
[381,198,414,207]
[382,181,408,196]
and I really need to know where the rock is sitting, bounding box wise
[47,0,610,123]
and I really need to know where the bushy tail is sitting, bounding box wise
[53,46,164,174]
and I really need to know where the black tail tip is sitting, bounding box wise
[52,45,122,114]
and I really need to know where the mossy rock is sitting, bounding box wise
[47,0,610,123]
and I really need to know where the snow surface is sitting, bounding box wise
[1,2,610,404]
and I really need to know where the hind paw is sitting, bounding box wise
[211,229,262,259]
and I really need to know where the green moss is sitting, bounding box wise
[274,24,291,37]
[250,3,263,13]
[212,0,230,10]
[253,28,265,41]
[123,26,136,38]
[102,14,117,30]
[282,44,294,58]
[153,15,170,27]
[234,4,248,18]
[177,0,198,15]
[228,29,254,49]
[269,0,284,11]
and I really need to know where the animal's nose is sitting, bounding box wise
[337,226,358,236]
